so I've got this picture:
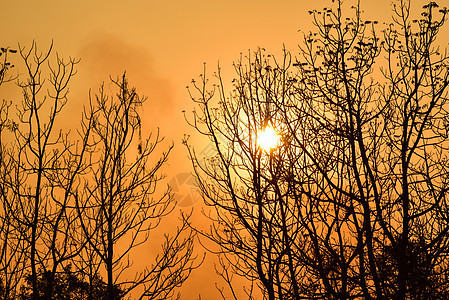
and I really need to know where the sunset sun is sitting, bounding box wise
[257,126,280,151]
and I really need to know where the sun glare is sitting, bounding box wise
[257,126,280,151]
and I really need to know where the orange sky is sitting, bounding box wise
[2,0,447,298]
[0,0,403,165]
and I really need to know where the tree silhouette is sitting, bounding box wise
[0,46,25,300]
[185,0,449,299]
[76,73,199,300]
[0,43,199,299]
[0,42,84,300]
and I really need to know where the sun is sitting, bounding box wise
[257,126,280,151]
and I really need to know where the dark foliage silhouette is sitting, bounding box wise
[18,265,123,300]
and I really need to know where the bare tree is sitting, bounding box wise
[0,41,87,300]
[0,42,199,299]
[185,0,449,299]
[290,0,449,298]
[0,46,26,300]
[186,50,305,299]
[77,73,199,300]
[0,102,28,300]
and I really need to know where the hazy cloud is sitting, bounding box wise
[77,32,175,123]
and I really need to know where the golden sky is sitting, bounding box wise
[1,0,397,157]
[2,0,446,298]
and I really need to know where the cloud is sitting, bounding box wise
[76,32,175,124]
[75,31,194,192]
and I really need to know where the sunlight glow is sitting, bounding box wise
[257,126,280,151]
